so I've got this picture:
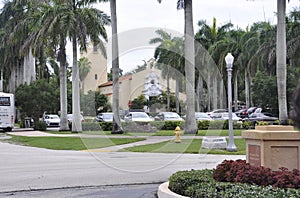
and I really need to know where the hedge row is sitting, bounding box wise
[82,120,245,131]
[169,168,300,197]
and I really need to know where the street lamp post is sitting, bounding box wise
[225,53,237,152]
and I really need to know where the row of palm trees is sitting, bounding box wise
[0,0,297,133]
[152,1,300,127]
[0,0,110,132]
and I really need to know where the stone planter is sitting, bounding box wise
[242,125,299,170]
[157,182,189,198]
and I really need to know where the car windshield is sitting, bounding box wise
[164,112,180,118]
[132,113,149,118]
[49,115,59,119]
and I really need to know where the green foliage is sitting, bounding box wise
[99,122,113,131]
[169,168,300,197]
[130,95,147,110]
[80,90,110,116]
[251,71,278,112]
[82,122,102,131]
[197,120,210,130]
[15,79,60,122]
[161,121,184,130]
[33,121,47,131]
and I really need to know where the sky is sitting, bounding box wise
[1,0,300,73]
[94,0,300,73]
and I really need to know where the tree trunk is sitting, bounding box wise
[276,0,288,124]
[59,38,69,131]
[207,70,211,112]
[110,0,123,134]
[184,0,197,134]
[245,69,250,109]
[197,72,203,112]
[176,79,180,113]
[166,67,170,111]
[72,35,82,132]
[212,72,218,110]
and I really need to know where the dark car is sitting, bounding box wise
[94,113,113,122]
[243,109,278,125]
[235,109,248,118]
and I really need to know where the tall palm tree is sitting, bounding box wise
[158,0,197,134]
[276,0,288,124]
[110,0,124,134]
[78,57,92,93]
[150,30,184,113]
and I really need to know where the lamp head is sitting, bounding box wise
[225,53,234,67]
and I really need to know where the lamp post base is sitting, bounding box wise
[226,145,237,152]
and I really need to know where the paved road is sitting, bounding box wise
[0,131,245,197]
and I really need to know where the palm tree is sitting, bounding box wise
[78,57,92,93]
[276,0,288,124]
[110,0,124,134]
[150,29,174,112]
[158,0,197,134]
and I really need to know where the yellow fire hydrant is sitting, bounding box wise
[174,126,181,143]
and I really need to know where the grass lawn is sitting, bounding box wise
[122,138,246,155]
[4,136,146,150]
[46,129,244,137]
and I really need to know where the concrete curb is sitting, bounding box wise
[157,182,189,198]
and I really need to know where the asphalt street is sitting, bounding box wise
[0,132,245,197]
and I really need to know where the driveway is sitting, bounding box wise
[0,131,245,196]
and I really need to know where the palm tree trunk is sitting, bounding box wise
[72,35,82,132]
[197,72,203,112]
[176,79,180,113]
[184,0,197,134]
[245,69,250,109]
[167,67,170,111]
[207,70,211,112]
[110,0,123,134]
[212,72,218,110]
[58,38,69,131]
[276,0,288,124]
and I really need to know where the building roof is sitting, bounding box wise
[98,74,132,88]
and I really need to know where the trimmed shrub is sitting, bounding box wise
[197,120,210,130]
[82,122,102,131]
[99,122,113,131]
[122,122,157,132]
[169,168,300,197]
[33,121,47,131]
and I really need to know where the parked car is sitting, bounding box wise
[154,112,183,121]
[94,112,113,122]
[212,112,242,122]
[235,109,248,118]
[67,114,85,129]
[246,107,258,116]
[243,109,278,124]
[182,112,212,121]
[42,114,60,127]
[207,109,228,118]
[195,112,213,121]
[124,112,153,122]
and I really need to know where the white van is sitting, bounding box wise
[0,92,15,132]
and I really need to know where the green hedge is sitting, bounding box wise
[33,121,47,131]
[169,169,300,197]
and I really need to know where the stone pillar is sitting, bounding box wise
[242,125,300,170]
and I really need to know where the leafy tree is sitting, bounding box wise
[130,95,147,110]
[251,71,278,114]
[15,79,59,124]
[80,90,110,116]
